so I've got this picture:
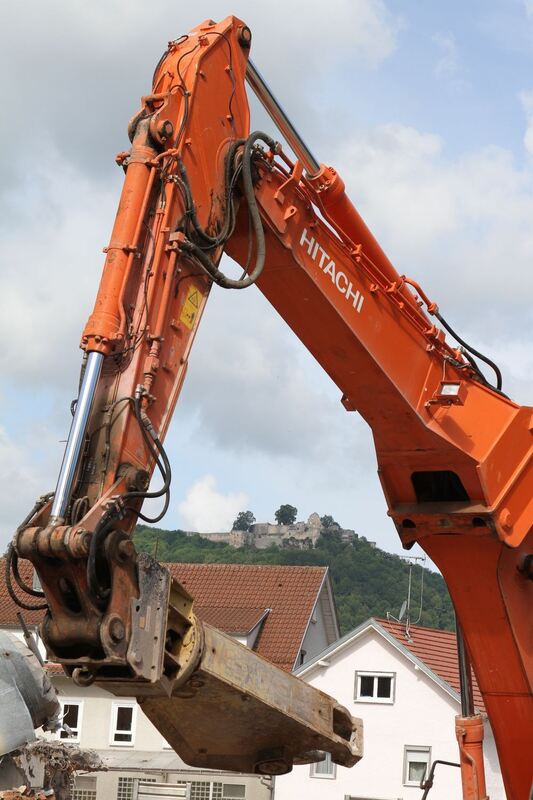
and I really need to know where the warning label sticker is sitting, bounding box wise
[179,285,202,330]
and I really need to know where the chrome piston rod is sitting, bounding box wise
[246,59,320,176]
[49,351,104,523]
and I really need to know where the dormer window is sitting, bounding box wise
[354,671,395,703]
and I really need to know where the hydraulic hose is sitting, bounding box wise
[182,131,277,289]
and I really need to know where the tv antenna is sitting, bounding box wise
[387,555,426,639]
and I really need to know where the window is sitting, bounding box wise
[354,671,395,703]
[59,701,82,742]
[117,777,157,800]
[310,751,336,779]
[72,777,96,800]
[190,783,212,800]
[110,702,137,746]
[403,746,431,786]
[222,786,245,800]
[72,790,96,800]
[117,777,135,800]
[189,783,244,800]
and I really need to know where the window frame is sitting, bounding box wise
[109,701,137,747]
[403,744,431,787]
[58,699,84,743]
[309,751,337,780]
[354,671,396,704]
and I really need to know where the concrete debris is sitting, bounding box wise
[1,740,105,800]
[0,788,55,799]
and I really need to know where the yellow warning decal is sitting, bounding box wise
[179,285,202,330]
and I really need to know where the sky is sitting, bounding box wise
[0,0,532,561]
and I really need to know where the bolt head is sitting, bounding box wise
[238,25,252,48]
[109,617,125,643]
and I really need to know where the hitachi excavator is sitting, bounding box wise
[6,16,531,800]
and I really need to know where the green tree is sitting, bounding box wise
[320,514,339,529]
[275,504,297,525]
[232,510,256,531]
[134,521,455,634]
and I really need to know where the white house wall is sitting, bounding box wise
[274,628,505,800]
[52,676,168,752]
[300,597,330,666]
[483,721,506,800]
[49,676,271,800]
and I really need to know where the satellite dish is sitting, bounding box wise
[398,600,407,621]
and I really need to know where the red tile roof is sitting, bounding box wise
[166,563,328,671]
[1,559,328,673]
[377,617,485,712]
[194,606,269,635]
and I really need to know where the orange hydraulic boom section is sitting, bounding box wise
[9,16,531,800]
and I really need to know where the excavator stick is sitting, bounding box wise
[8,17,362,778]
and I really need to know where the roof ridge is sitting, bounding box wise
[375,616,456,635]
[165,562,327,571]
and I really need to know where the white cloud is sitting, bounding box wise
[525,0,533,18]
[0,426,48,548]
[520,89,533,157]
[433,32,459,79]
[178,284,363,460]
[0,0,400,181]
[337,121,533,325]
[0,151,119,388]
[178,475,248,532]
[276,0,399,69]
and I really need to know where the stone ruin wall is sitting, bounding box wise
[186,513,357,550]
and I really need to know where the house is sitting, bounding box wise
[273,617,506,800]
[0,559,339,800]
[166,563,339,670]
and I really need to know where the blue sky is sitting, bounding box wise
[0,0,532,561]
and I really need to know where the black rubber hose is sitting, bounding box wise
[86,507,117,603]
[86,399,172,601]
[177,139,244,248]
[5,493,54,609]
[182,131,276,289]
[435,311,503,391]
[12,548,44,597]
[5,544,48,611]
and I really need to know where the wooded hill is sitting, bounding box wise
[134,526,455,634]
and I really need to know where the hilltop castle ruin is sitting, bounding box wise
[187,513,358,550]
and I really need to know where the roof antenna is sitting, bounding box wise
[386,555,426,640]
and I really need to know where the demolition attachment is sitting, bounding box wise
[94,555,363,776]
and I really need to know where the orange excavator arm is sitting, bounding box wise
[8,15,531,799]
[8,17,362,779]
[227,57,532,800]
